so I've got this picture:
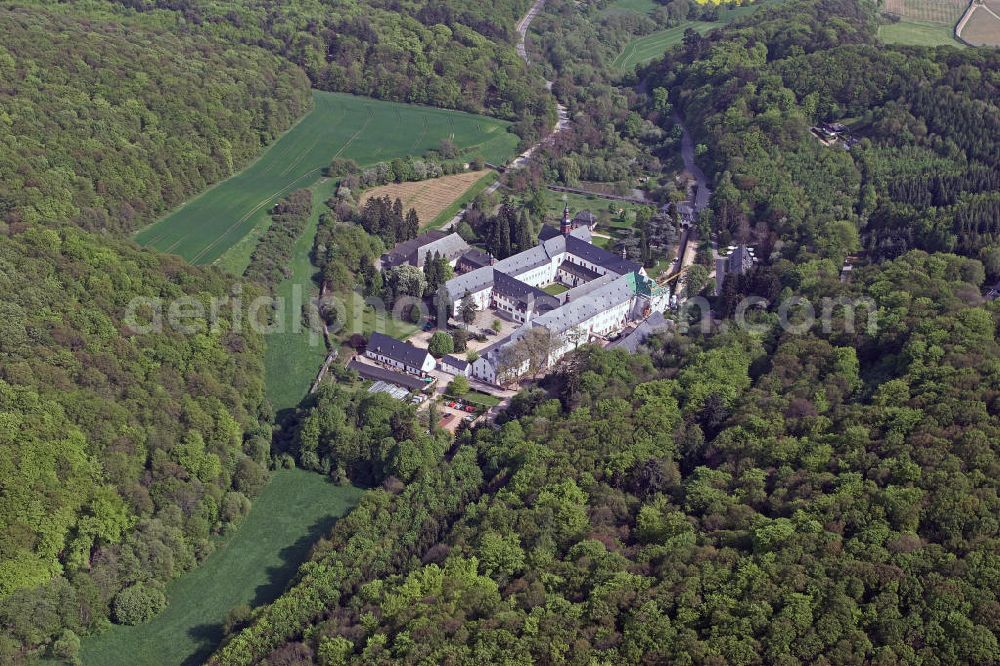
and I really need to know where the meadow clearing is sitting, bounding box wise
[610,0,780,72]
[135,91,518,266]
[359,170,493,228]
[137,91,517,411]
[880,0,968,46]
[79,470,362,666]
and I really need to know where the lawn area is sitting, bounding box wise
[880,19,965,46]
[612,21,716,71]
[259,174,422,415]
[445,388,502,408]
[79,469,362,666]
[542,190,621,222]
[135,90,518,266]
[543,282,570,295]
[540,189,651,231]
[611,0,783,72]
[602,0,658,15]
[263,178,337,414]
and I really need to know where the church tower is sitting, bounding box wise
[560,202,572,235]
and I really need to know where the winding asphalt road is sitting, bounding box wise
[674,112,710,212]
[443,0,569,230]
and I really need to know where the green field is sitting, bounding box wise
[135,91,518,266]
[602,0,659,15]
[541,189,649,225]
[261,174,421,413]
[80,469,362,666]
[263,178,338,413]
[611,1,781,72]
[880,19,965,46]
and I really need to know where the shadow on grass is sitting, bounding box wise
[180,507,343,666]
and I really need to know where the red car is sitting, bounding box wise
[465,406,476,413]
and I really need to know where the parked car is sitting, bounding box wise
[463,415,475,422]
[482,328,495,337]
[465,406,476,413]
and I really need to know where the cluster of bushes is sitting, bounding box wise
[326,151,481,187]
[243,189,314,291]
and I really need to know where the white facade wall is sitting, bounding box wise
[472,356,496,383]
[419,354,437,374]
[511,255,561,289]
[365,350,434,376]
[564,255,611,277]
[440,359,471,376]
[366,351,406,372]
[453,285,493,317]
[588,298,633,337]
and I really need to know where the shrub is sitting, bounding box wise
[428,331,454,358]
[50,629,81,665]
[448,375,470,395]
[112,584,166,625]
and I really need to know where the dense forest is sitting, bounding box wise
[28,0,555,142]
[2,0,1000,661]
[0,3,311,233]
[642,0,1000,272]
[0,228,270,660]
[206,1,999,664]
[0,1,310,660]
[213,248,999,664]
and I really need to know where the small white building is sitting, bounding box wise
[439,354,471,377]
[365,332,435,376]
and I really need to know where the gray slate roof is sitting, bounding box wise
[441,354,469,370]
[456,249,493,271]
[532,272,637,335]
[446,264,495,301]
[492,271,560,311]
[382,230,469,268]
[559,260,602,282]
[416,232,470,267]
[494,244,554,277]
[348,358,428,390]
[566,234,641,275]
[383,230,447,267]
[366,332,431,369]
[610,311,672,353]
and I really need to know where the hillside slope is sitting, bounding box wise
[0,3,312,660]
[0,3,311,233]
